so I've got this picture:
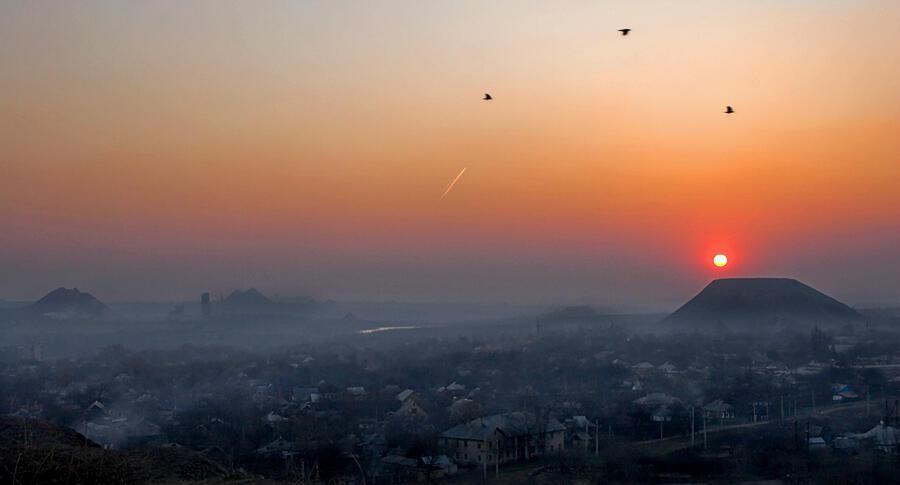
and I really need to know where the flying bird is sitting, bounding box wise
[725,106,734,114]
[618,28,631,36]
[483,93,492,100]
[441,168,467,200]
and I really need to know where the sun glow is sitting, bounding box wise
[713,254,728,268]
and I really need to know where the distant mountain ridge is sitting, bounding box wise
[26,287,107,318]
[664,278,862,330]
[217,288,317,317]
[223,288,273,307]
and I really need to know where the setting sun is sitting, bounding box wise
[713,254,728,268]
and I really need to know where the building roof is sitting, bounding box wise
[572,431,591,442]
[571,416,590,428]
[422,455,454,468]
[381,455,420,467]
[256,437,293,454]
[658,362,678,372]
[651,406,674,421]
[440,412,565,441]
[439,382,466,392]
[633,393,681,409]
[292,387,318,401]
[266,411,288,422]
[703,399,734,412]
[856,422,900,446]
[396,398,428,418]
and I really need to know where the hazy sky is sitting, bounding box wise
[1,1,898,309]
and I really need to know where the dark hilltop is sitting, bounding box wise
[664,277,863,331]
[24,287,108,319]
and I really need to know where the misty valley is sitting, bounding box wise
[3,1,899,483]
[3,282,900,483]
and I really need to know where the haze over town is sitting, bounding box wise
[2,1,899,484]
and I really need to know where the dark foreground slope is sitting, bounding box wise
[664,278,862,331]
[0,416,246,484]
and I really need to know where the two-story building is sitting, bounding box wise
[438,412,565,467]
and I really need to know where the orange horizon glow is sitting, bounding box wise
[0,1,898,306]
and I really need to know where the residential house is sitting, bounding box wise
[395,397,428,419]
[853,421,899,452]
[703,399,735,422]
[438,382,466,396]
[396,388,415,403]
[657,362,678,375]
[381,454,455,482]
[256,437,295,456]
[438,412,565,467]
[292,387,320,404]
[832,384,859,402]
[346,386,366,397]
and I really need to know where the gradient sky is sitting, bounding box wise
[1,1,898,310]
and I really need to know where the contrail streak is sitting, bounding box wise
[440,167,467,199]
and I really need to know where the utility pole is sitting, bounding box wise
[514,436,518,462]
[894,399,900,426]
[780,395,785,424]
[867,389,871,416]
[793,420,799,452]
[811,390,816,415]
[495,437,499,479]
[690,406,695,447]
[595,419,600,456]
[584,420,589,454]
[703,411,707,449]
[806,421,810,456]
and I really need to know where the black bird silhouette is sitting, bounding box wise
[483,93,492,101]
[725,105,734,114]
[618,28,631,36]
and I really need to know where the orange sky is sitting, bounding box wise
[1,1,898,308]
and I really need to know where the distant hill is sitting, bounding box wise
[26,287,107,318]
[223,287,273,308]
[219,287,278,315]
[664,278,862,331]
[202,288,318,318]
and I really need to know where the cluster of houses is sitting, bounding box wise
[5,325,900,481]
[803,420,900,454]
